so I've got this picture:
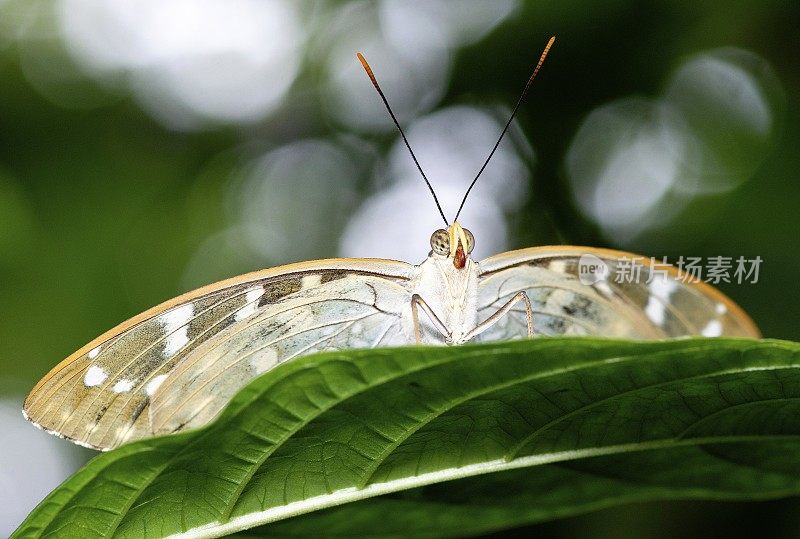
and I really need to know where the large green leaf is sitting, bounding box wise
[13,338,800,538]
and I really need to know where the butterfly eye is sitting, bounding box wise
[430,229,450,256]
[464,228,475,254]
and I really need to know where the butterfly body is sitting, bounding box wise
[408,253,481,345]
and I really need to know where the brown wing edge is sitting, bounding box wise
[23,257,414,421]
[480,245,760,338]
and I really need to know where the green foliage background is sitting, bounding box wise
[0,1,798,537]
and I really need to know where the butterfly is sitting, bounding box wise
[23,37,759,451]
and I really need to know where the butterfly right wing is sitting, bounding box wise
[24,259,414,450]
[476,246,759,341]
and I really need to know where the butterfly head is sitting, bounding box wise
[430,222,475,269]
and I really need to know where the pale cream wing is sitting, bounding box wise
[476,246,759,341]
[24,259,413,451]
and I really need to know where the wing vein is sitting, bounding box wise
[153,311,387,431]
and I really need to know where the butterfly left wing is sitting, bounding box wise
[476,246,759,341]
[24,259,414,450]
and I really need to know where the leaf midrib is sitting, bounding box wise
[211,341,757,524]
[182,432,800,539]
[356,343,748,486]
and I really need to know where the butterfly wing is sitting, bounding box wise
[476,246,759,341]
[24,259,414,450]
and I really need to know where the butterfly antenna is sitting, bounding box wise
[357,52,449,226]
[453,35,555,223]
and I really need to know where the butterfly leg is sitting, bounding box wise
[410,293,451,344]
[462,291,534,342]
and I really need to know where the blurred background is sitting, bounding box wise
[0,0,798,536]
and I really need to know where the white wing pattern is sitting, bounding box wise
[23,260,413,450]
[476,247,759,342]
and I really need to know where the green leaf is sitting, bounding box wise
[13,338,800,538]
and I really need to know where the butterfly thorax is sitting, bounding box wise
[408,254,480,344]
